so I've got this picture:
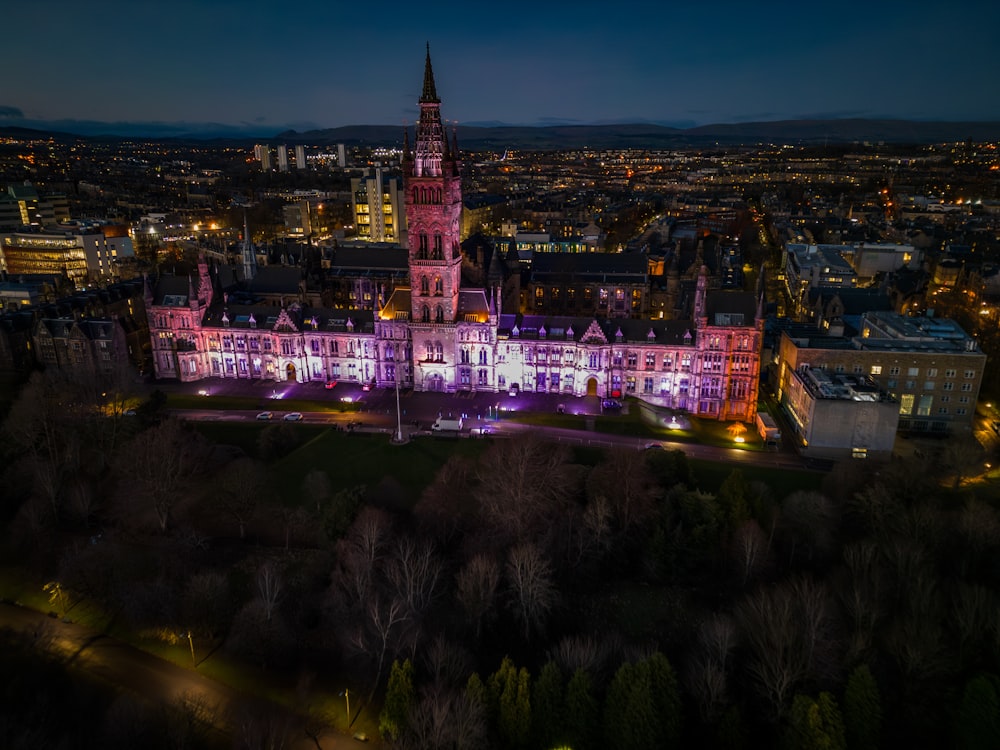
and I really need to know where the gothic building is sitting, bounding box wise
[146,50,763,422]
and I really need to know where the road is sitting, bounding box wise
[0,601,373,749]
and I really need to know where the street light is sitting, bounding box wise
[339,688,351,728]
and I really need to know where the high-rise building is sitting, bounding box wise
[254,144,272,171]
[295,145,306,170]
[351,167,406,243]
[277,145,289,172]
[337,143,347,168]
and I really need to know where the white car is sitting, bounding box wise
[283,412,303,421]
[256,411,273,421]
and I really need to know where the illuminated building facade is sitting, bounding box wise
[146,50,763,422]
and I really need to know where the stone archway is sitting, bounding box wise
[286,362,297,381]
[586,377,599,397]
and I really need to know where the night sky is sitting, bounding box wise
[4,0,999,137]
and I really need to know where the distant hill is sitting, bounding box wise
[276,119,1000,149]
[4,119,1000,149]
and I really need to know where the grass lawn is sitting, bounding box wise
[688,458,824,496]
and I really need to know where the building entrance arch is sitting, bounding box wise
[286,362,297,381]
[426,373,444,392]
[586,377,599,397]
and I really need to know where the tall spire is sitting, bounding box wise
[420,43,440,103]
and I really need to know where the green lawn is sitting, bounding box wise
[167,392,360,413]
[689,458,824,497]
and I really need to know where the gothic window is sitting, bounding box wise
[589,352,599,369]
[419,234,428,259]
[435,277,443,295]
[435,342,443,361]
[331,340,339,355]
[433,235,443,259]
[385,344,394,361]
[461,348,470,364]
[421,277,429,296]
[436,305,444,323]
[478,369,488,386]
[422,305,430,323]
[479,349,487,365]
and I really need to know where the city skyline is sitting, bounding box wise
[4,1,1000,138]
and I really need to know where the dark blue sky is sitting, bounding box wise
[4,0,999,137]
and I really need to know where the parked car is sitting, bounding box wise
[602,399,622,410]
[362,379,375,392]
[283,412,303,421]
[508,384,519,397]
[256,411,273,421]
[324,380,337,390]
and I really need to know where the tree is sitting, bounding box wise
[380,658,415,742]
[585,447,659,531]
[455,554,500,639]
[781,490,839,566]
[215,457,267,539]
[301,468,331,513]
[255,560,283,623]
[843,664,881,750]
[737,577,834,721]
[386,534,442,615]
[731,518,768,585]
[717,469,752,534]
[686,614,736,722]
[475,435,575,542]
[505,543,557,640]
[956,674,1000,750]
[497,663,531,749]
[532,661,564,749]
[785,692,846,750]
[647,651,682,747]
[564,668,598,750]
[604,661,658,750]
[115,419,207,531]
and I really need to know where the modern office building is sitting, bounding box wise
[776,311,986,435]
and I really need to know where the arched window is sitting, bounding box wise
[435,188,442,203]
[419,234,428,259]
[436,305,444,323]
[435,342,443,360]
[422,305,430,323]
[434,276,443,295]
[420,277,429,296]
[479,349,487,365]
[433,235,443,259]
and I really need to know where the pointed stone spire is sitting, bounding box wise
[420,43,439,103]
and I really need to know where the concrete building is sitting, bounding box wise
[784,243,857,317]
[277,145,289,172]
[295,145,306,170]
[254,144,272,171]
[781,366,899,460]
[776,311,986,436]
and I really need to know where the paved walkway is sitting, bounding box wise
[0,601,374,749]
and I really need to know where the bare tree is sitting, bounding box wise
[216,457,267,539]
[730,518,768,585]
[351,595,412,691]
[474,435,575,542]
[334,507,392,605]
[256,561,284,623]
[585,447,658,530]
[401,682,487,750]
[455,554,501,639]
[301,469,330,513]
[506,543,557,640]
[838,541,885,662]
[781,490,839,565]
[386,534,443,615]
[685,613,737,721]
[116,418,207,531]
[737,577,835,720]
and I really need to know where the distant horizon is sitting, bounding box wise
[5,114,1000,142]
[5,2,999,140]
